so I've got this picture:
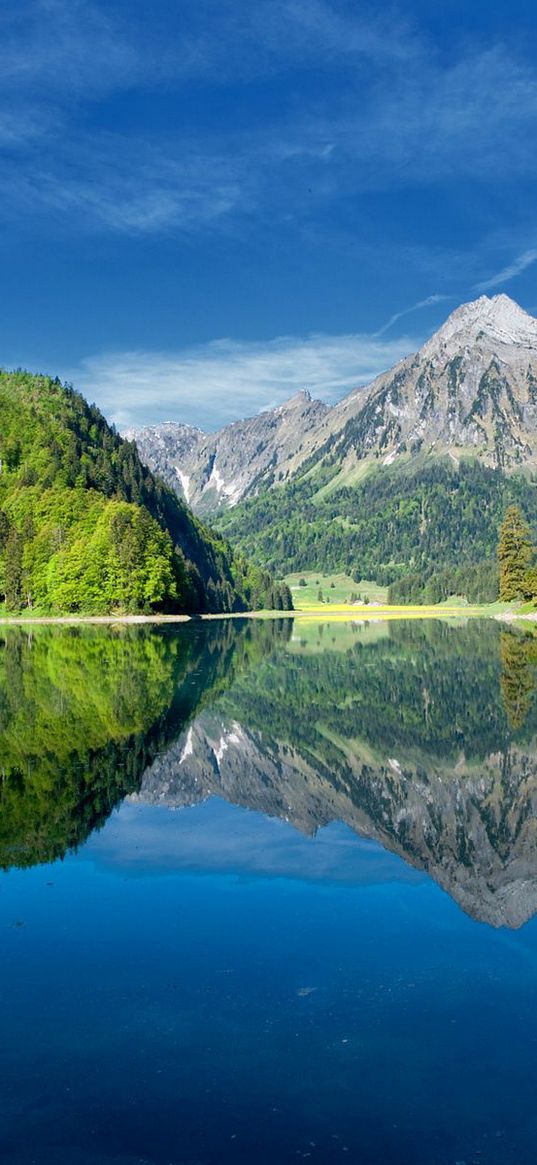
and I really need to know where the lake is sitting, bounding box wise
[2,616,537,1164]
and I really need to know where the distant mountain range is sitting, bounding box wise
[136,708,537,929]
[133,618,537,930]
[130,295,537,517]
[5,599,537,930]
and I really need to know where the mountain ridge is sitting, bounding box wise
[129,387,328,515]
[135,709,537,929]
[130,294,537,517]
[130,619,537,929]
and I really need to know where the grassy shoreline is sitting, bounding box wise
[0,601,521,625]
[1,568,526,624]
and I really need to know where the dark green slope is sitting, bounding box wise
[0,618,292,868]
[218,619,537,762]
[0,371,292,614]
[216,456,537,602]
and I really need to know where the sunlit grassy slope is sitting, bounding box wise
[285,570,512,620]
[285,571,388,606]
[287,618,390,654]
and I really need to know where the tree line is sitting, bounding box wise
[217,456,537,604]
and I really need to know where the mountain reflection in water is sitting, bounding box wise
[2,616,537,928]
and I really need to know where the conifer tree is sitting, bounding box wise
[498,505,533,600]
[500,631,536,729]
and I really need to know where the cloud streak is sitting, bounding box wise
[475,248,537,292]
[3,140,248,235]
[88,797,421,886]
[0,1,418,96]
[65,331,417,431]
[373,294,450,338]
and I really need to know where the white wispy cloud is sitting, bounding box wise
[3,5,537,239]
[88,798,421,886]
[65,331,417,432]
[0,0,142,97]
[0,0,414,110]
[241,0,418,69]
[474,248,537,292]
[0,1,416,95]
[300,47,537,193]
[3,141,248,234]
[373,295,450,338]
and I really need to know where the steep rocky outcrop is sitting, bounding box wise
[126,421,204,499]
[129,389,328,515]
[320,294,537,476]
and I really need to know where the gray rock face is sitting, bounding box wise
[123,421,204,499]
[129,389,328,515]
[129,295,537,514]
[325,293,537,474]
[134,710,537,929]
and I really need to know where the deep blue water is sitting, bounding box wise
[2,618,537,1163]
[4,800,537,1164]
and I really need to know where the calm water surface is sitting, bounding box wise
[2,617,537,1164]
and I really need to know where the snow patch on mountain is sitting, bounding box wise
[175,468,191,503]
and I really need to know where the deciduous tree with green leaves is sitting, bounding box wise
[0,371,292,616]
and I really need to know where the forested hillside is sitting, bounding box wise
[0,371,292,615]
[216,457,537,602]
[0,619,292,868]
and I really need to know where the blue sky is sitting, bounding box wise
[3,0,537,430]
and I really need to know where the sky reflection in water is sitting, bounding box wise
[2,617,537,1164]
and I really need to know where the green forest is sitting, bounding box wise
[216,456,537,603]
[3,617,536,871]
[0,618,292,868]
[0,371,293,615]
[210,618,537,893]
[219,618,537,764]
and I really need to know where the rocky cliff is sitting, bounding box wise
[129,389,328,514]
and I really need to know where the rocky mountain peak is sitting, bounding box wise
[135,707,537,929]
[129,387,328,513]
[325,293,537,472]
[423,293,537,357]
[279,388,314,409]
[131,295,537,513]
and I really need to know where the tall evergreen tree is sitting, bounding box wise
[498,505,533,600]
[500,631,536,729]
